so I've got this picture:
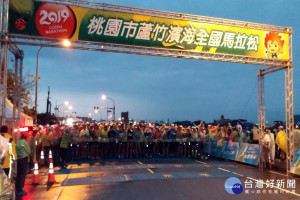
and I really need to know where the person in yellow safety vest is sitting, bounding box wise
[275,126,287,153]
[60,128,70,168]
[0,125,17,177]
[41,127,52,164]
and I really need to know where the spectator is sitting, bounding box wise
[227,128,234,142]
[216,126,225,148]
[236,121,243,135]
[233,127,240,142]
[208,125,218,139]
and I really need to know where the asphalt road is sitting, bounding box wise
[18,158,300,200]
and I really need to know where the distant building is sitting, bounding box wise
[121,112,129,123]
[295,115,300,125]
[213,115,254,130]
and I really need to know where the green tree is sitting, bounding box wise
[7,68,35,118]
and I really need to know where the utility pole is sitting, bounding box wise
[46,86,51,115]
[54,100,59,117]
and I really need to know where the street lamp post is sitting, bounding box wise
[94,109,102,122]
[101,95,115,122]
[34,40,70,124]
[34,46,43,124]
[54,101,70,118]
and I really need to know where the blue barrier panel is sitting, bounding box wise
[210,139,225,158]
[235,143,259,165]
[291,149,300,175]
[223,141,239,160]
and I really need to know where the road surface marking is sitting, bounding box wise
[218,168,231,173]
[218,168,243,176]
[231,172,244,177]
[163,174,173,178]
[199,173,209,177]
[124,174,130,181]
[269,170,300,181]
[232,161,300,180]
[174,164,183,168]
[269,170,288,177]
[196,160,208,165]
[147,169,154,173]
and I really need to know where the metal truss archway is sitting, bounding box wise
[0,0,294,175]
[0,0,24,135]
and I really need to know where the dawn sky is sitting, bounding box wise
[9,0,300,124]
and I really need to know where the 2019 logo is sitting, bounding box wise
[35,3,76,39]
[224,177,243,194]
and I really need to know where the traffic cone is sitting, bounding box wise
[49,150,53,164]
[39,149,45,165]
[47,162,55,183]
[32,161,40,185]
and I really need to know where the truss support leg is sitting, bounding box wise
[257,70,265,171]
[285,65,294,177]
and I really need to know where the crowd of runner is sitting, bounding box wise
[35,121,212,167]
[1,121,300,196]
[26,121,298,168]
